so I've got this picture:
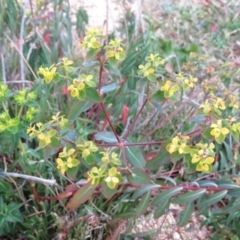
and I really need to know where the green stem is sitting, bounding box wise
[18,105,24,118]
[2,102,9,115]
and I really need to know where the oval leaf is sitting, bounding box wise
[228,189,240,198]
[224,199,240,214]
[152,187,183,206]
[95,131,119,143]
[135,191,151,217]
[197,190,228,208]
[179,202,194,226]
[154,200,170,218]
[172,189,206,204]
[127,168,151,186]
[132,184,160,199]
[101,182,118,199]
[68,101,93,121]
[66,182,96,209]
[101,83,118,93]
[126,146,146,168]
[85,87,101,103]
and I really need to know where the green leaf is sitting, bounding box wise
[85,153,95,165]
[67,101,93,121]
[215,180,240,189]
[228,189,240,198]
[87,49,98,60]
[224,199,240,214]
[172,189,206,204]
[101,182,118,199]
[66,182,96,209]
[66,166,78,181]
[49,136,60,149]
[127,168,151,186]
[197,190,228,207]
[152,187,183,206]
[95,131,119,143]
[178,202,194,226]
[135,191,151,217]
[83,61,99,68]
[157,176,176,186]
[231,129,239,142]
[151,90,165,102]
[100,83,118,93]
[132,184,160,199]
[104,62,121,76]
[154,200,170,218]
[147,73,156,81]
[126,146,146,168]
[0,180,12,192]
[85,87,101,102]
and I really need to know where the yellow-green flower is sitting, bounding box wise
[105,38,125,64]
[184,75,197,88]
[0,83,10,101]
[199,100,212,115]
[77,141,98,159]
[68,85,79,98]
[146,54,164,66]
[88,166,107,185]
[105,167,122,189]
[38,66,57,84]
[196,157,215,172]
[166,134,190,154]
[160,80,179,98]
[210,120,229,138]
[214,97,226,110]
[190,142,215,172]
[56,147,80,174]
[100,149,122,165]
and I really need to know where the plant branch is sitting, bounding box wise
[20,0,27,87]
[100,102,121,143]
[0,172,62,190]
[122,97,148,140]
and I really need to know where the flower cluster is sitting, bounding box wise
[210,119,229,144]
[100,149,122,166]
[138,54,164,81]
[24,107,39,122]
[160,80,180,98]
[166,134,216,173]
[87,149,123,189]
[166,134,190,154]
[0,83,10,101]
[77,140,98,164]
[0,112,19,134]
[105,38,125,65]
[14,89,37,106]
[199,96,226,116]
[80,28,104,50]
[56,147,80,174]
[190,143,215,172]
[68,74,96,100]
[38,65,57,84]
[88,165,123,189]
[27,122,58,148]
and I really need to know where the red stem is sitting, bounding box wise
[122,97,148,140]
[100,102,121,143]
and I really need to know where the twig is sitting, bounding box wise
[105,0,109,43]
[20,0,27,88]
[4,33,37,80]
[0,53,6,83]
[100,102,121,143]
[0,172,61,189]
[123,98,148,140]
